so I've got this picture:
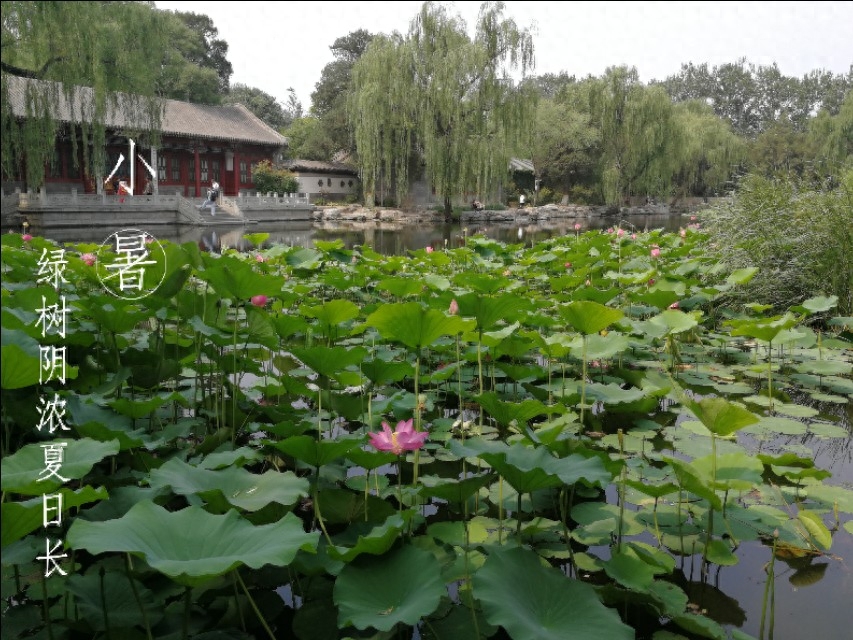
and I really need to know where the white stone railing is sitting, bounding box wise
[15,188,183,210]
[234,192,311,210]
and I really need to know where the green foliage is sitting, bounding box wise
[251,159,299,195]
[350,1,536,215]
[284,115,338,161]
[706,168,853,315]
[223,83,292,130]
[1,1,167,186]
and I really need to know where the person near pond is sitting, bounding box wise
[117,177,130,204]
[519,193,526,209]
[198,180,220,216]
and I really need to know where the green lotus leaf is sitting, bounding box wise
[798,295,839,314]
[376,277,425,297]
[649,309,699,335]
[727,313,798,343]
[361,358,414,384]
[681,396,759,437]
[603,549,658,591]
[327,512,413,562]
[455,292,530,333]
[274,434,364,468]
[726,267,759,285]
[302,298,360,329]
[664,457,722,510]
[284,247,323,269]
[476,392,551,428]
[1,485,108,547]
[1,438,120,495]
[0,342,40,389]
[290,345,368,382]
[560,300,624,335]
[672,612,727,639]
[691,452,763,491]
[66,570,164,631]
[66,501,318,586]
[147,458,308,511]
[334,544,444,631]
[474,546,634,640]
[796,360,852,376]
[418,473,495,504]
[201,257,287,298]
[704,538,738,566]
[366,302,471,350]
[797,510,832,551]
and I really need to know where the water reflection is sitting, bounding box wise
[40,214,692,255]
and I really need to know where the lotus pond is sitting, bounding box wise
[1,224,851,640]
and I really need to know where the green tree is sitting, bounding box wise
[223,83,293,130]
[284,115,337,160]
[671,100,744,199]
[1,1,166,186]
[349,1,536,217]
[808,90,853,173]
[528,96,599,201]
[155,9,232,104]
[586,66,678,205]
[309,29,375,159]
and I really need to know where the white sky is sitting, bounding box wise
[155,1,853,111]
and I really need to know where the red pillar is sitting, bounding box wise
[193,145,201,197]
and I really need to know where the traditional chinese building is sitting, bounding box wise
[3,76,287,197]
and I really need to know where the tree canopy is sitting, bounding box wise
[1,1,167,186]
[349,1,536,215]
[222,83,301,131]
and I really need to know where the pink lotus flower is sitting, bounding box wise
[648,278,656,286]
[690,215,697,222]
[616,228,625,237]
[425,246,434,253]
[255,254,265,263]
[145,235,154,244]
[22,233,32,242]
[448,299,459,315]
[574,223,582,231]
[564,262,572,269]
[606,227,614,234]
[250,295,267,307]
[669,301,680,309]
[81,253,96,266]
[368,418,428,455]
[631,233,637,240]
[679,228,687,238]
[650,247,661,258]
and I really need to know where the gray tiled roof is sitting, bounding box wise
[3,75,287,147]
[283,159,359,175]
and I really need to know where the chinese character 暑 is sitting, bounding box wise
[36,538,68,577]
[102,233,156,292]
[35,295,69,339]
[39,346,66,384]
[36,248,69,290]
[38,442,69,483]
[42,493,63,528]
[36,393,69,434]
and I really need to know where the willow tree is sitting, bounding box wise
[584,66,679,205]
[349,1,536,216]
[1,1,167,187]
[671,100,744,199]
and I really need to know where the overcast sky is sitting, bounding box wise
[154,1,853,111]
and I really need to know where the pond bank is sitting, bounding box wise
[312,201,710,225]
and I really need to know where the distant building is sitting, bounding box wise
[282,159,359,201]
[3,76,286,197]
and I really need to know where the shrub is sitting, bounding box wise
[705,169,853,316]
[252,160,299,195]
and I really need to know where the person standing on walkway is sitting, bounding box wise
[199,180,220,216]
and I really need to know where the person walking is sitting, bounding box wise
[199,180,220,216]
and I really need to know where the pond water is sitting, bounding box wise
[31,210,852,640]
[37,212,691,254]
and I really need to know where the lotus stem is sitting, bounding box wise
[235,570,277,640]
[126,555,154,640]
